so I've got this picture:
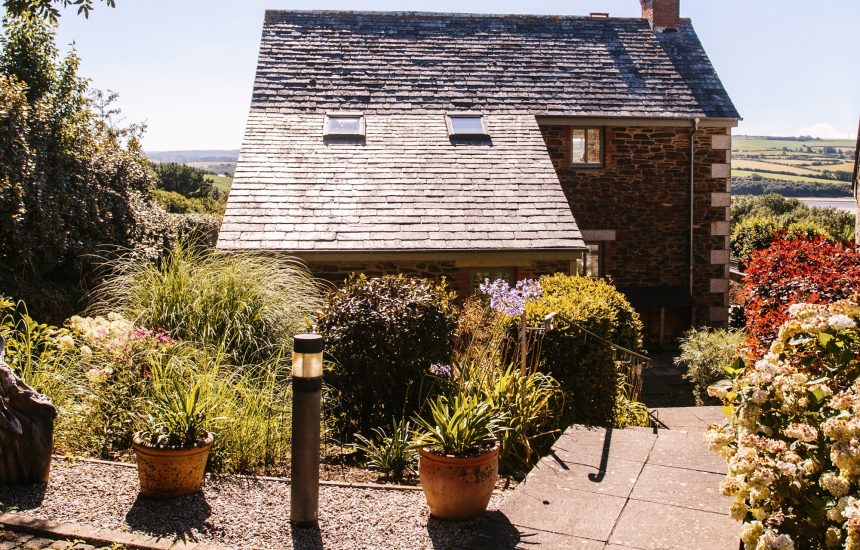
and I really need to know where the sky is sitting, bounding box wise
[48,0,860,151]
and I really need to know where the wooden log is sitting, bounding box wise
[0,335,57,484]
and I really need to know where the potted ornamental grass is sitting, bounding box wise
[413,393,502,521]
[132,380,216,498]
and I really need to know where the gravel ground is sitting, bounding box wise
[0,458,513,549]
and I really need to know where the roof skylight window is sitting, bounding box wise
[324,113,365,137]
[446,114,488,137]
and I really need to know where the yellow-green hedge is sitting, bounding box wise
[526,274,643,425]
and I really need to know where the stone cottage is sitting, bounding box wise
[218,0,740,346]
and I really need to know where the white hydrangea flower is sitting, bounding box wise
[829,314,857,331]
[756,530,794,550]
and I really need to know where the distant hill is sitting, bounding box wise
[146,150,239,164]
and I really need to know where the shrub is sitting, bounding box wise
[316,274,457,436]
[90,242,323,363]
[675,328,746,406]
[352,418,417,481]
[706,299,860,549]
[731,215,782,262]
[152,162,223,199]
[741,235,860,356]
[525,274,643,426]
[153,189,225,215]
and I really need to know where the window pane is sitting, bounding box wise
[571,129,586,163]
[327,116,362,134]
[586,243,601,278]
[586,129,601,164]
[471,268,515,291]
[449,116,485,134]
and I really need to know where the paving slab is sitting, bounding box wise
[552,426,656,463]
[532,453,644,498]
[630,464,730,514]
[650,407,707,431]
[609,499,739,550]
[500,487,626,542]
[647,429,726,474]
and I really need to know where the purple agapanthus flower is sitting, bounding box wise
[430,363,453,378]
[479,278,542,317]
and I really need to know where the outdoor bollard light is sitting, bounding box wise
[290,333,323,527]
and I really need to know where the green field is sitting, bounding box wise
[206,174,233,194]
[732,136,855,190]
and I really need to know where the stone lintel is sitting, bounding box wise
[580,229,617,242]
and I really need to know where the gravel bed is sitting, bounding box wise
[0,458,512,549]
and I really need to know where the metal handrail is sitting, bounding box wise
[547,313,651,400]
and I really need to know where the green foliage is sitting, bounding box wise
[5,0,115,22]
[137,377,214,449]
[461,362,564,473]
[675,328,745,406]
[525,274,643,426]
[152,162,224,200]
[0,16,155,319]
[153,189,225,215]
[352,418,417,481]
[613,374,650,429]
[316,274,457,436]
[413,393,502,457]
[730,215,783,262]
[90,242,323,363]
[730,194,855,262]
[732,177,851,198]
[0,297,82,442]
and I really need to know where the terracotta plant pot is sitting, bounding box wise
[132,432,214,498]
[419,443,499,521]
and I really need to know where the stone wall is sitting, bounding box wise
[540,124,731,343]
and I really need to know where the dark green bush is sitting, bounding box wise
[316,275,457,436]
[525,274,643,426]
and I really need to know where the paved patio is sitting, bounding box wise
[473,407,739,549]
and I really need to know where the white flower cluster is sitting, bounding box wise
[706,299,860,549]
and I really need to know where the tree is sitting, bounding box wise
[152,162,223,200]
[0,14,152,319]
[5,0,115,22]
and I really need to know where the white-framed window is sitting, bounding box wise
[571,128,603,166]
[324,112,365,137]
[446,113,489,138]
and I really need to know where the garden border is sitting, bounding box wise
[0,511,226,549]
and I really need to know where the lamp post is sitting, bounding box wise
[290,333,323,527]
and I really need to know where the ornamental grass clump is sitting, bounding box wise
[706,298,860,549]
[90,242,323,364]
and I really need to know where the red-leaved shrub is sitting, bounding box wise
[741,233,860,356]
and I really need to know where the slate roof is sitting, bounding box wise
[250,10,739,119]
[218,10,739,254]
[218,113,584,252]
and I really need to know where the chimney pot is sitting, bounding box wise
[641,0,680,30]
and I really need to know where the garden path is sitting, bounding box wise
[471,406,740,549]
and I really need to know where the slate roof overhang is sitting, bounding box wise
[218,10,741,254]
[217,113,586,253]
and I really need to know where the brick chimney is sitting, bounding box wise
[640,0,680,31]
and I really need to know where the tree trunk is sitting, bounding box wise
[0,335,57,484]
